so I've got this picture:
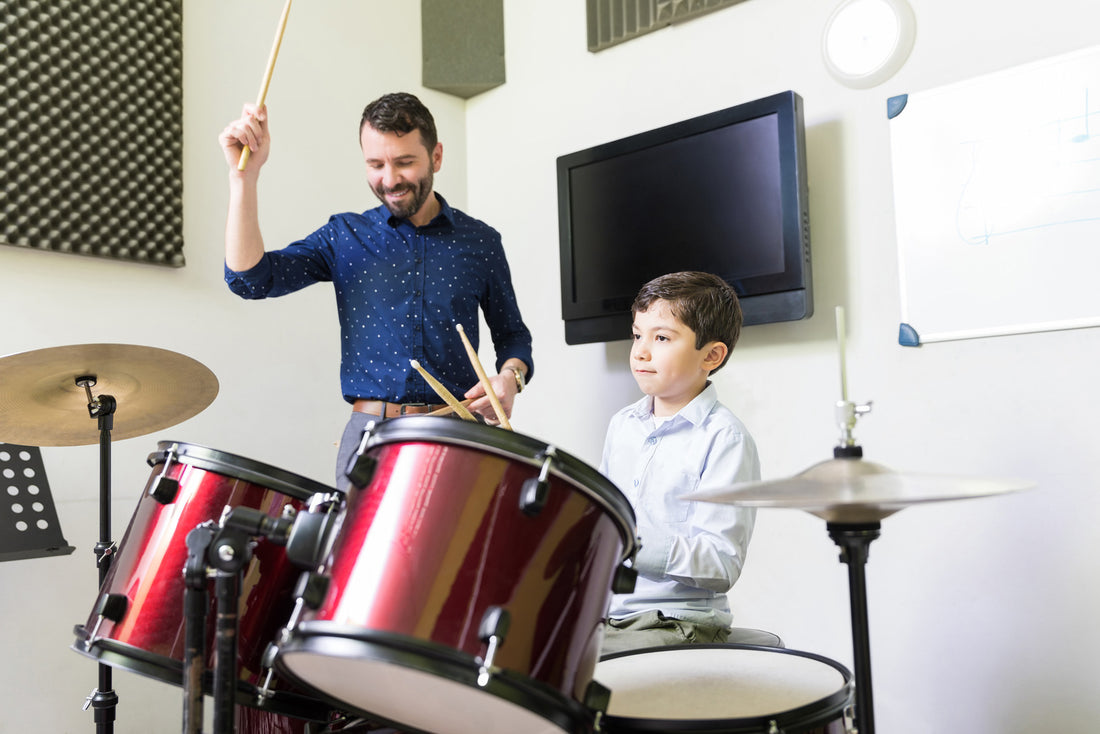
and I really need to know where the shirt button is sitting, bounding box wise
[633,479,639,487]
[647,437,657,445]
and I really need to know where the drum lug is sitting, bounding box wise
[476,605,511,686]
[346,423,381,489]
[520,447,558,517]
[612,562,638,594]
[148,445,181,504]
[294,571,331,610]
[583,678,610,713]
[286,493,342,569]
[843,701,858,733]
[86,592,128,641]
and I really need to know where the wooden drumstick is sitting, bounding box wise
[409,360,477,422]
[456,323,512,431]
[237,0,293,171]
[429,398,474,416]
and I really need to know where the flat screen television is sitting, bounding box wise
[556,90,812,345]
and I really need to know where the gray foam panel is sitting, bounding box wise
[0,1,184,266]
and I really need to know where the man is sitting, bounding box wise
[219,92,532,490]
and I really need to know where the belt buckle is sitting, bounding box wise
[399,403,431,415]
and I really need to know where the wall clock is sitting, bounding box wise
[822,0,916,88]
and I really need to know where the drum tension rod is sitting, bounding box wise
[520,447,557,517]
[477,605,511,687]
[347,422,381,489]
[148,446,181,505]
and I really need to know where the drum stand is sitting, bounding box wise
[182,508,295,734]
[78,377,120,734]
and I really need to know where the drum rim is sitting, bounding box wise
[275,622,595,733]
[356,415,638,557]
[596,643,854,732]
[71,631,336,722]
[149,440,336,500]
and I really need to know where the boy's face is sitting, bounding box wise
[630,301,727,416]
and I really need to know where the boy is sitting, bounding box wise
[600,271,760,655]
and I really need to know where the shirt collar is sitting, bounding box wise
[384,192,456,230]
[627,381,718,427]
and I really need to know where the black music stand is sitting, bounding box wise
[0,442,75,562]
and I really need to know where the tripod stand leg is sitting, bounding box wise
[828,522,880,734]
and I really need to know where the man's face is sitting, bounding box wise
[360,126,442,223]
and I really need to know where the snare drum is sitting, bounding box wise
[594,644,854,733]
[274,416,638,734]
[71,441,338,722]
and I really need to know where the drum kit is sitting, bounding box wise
[0,336,1032,734]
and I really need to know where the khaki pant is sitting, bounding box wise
[601,610,729,656]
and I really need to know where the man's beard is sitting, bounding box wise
[373,169,434,220]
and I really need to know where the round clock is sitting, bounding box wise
[822,0,916,89]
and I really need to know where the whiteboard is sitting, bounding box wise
[889,45,1100,346]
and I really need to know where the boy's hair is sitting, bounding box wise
[632,271,743,372]
[359,92,438,153]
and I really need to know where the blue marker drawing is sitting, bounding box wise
[954,88,1100,247]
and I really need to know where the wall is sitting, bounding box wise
[468,1,1100,733]
[0,2,465,731]
[1,1,1098,732]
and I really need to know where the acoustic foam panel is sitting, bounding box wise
[0,0,184,266]
[421,0,505,99]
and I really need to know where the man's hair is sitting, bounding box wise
[359,92,438,152]
[632,271,743,372]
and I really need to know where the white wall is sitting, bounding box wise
[0,2,463,731]
[1,1,1098,732]
[468,1,1100,733]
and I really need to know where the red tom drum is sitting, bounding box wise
[274,416,638,734]
[72,441,339,723]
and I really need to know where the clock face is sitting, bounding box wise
[822,0,916,88]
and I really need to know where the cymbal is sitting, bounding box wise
[0,344,219,447]
[685,456,1034,523]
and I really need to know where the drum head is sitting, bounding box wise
[594,645,852,732]
[277,630,590,734]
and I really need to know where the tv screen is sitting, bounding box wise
[556,90,812,344]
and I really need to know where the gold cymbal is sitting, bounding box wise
[685,457,1034,523]
[0,343,218,447]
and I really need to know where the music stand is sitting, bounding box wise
[0,442,75,562]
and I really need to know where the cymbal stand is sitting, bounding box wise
[830,306,878,733]
[828,518,880,734]
[77,376,119,734]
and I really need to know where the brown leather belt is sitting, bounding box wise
[352,399,448,418]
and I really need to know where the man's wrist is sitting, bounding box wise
[502,365,526,394]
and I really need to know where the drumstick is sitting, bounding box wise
[456,324,512,431]
[237,0,293,171]
[409,360,477,422]
[429,398,474,416]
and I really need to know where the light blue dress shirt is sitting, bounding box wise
[600,382,759,628]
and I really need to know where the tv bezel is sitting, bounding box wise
[556,90,812,345]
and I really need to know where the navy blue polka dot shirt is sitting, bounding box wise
[225,194,533,404]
